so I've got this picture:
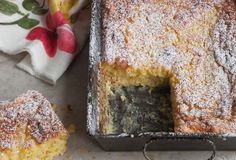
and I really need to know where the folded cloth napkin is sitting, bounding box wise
[0,0,90,84]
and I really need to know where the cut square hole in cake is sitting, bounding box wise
[98,63,174,135]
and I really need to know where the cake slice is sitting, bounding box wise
[0,90,68,160]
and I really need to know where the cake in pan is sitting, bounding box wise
[99,0,236,134]
[0,91,68,160]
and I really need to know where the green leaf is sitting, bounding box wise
[22,0,40,11]
[17,16,39,29]
[32,7,48,15]
[0,0,19,15]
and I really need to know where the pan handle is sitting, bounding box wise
[143,137,216,160]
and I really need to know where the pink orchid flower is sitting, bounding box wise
[26,11,77,57]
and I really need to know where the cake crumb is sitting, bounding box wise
[67,104,73,111]
[51,103,57,111]
[120,95,126,102]
[67,124,76,133]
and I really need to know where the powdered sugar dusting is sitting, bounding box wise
[102,0,179,68]
[101,0,236,133]
[212,9,236,78]
[0,90,67,149]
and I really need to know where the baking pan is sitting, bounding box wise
[87,0,236,158]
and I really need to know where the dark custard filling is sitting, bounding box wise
[107,85,174,134]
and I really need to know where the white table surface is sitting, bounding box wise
[0,43,236,160]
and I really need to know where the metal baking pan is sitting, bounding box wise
[87,0,236,158]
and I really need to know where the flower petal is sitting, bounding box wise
[57,25,77,54]
[46,11,67,30]
[26,27,57,57]
[48,0,76,19]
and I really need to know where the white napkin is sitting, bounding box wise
[0,0,90,84]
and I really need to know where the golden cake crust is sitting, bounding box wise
[0,90,67,150]
[100,0,236,133]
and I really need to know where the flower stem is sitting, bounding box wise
[16,10,26,16]
[0,20,18,25]
[40,0,46,8]
[0,14,28,25]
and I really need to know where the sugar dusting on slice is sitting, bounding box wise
[0,90,67,149]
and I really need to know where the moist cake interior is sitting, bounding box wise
[107,85,173,134]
